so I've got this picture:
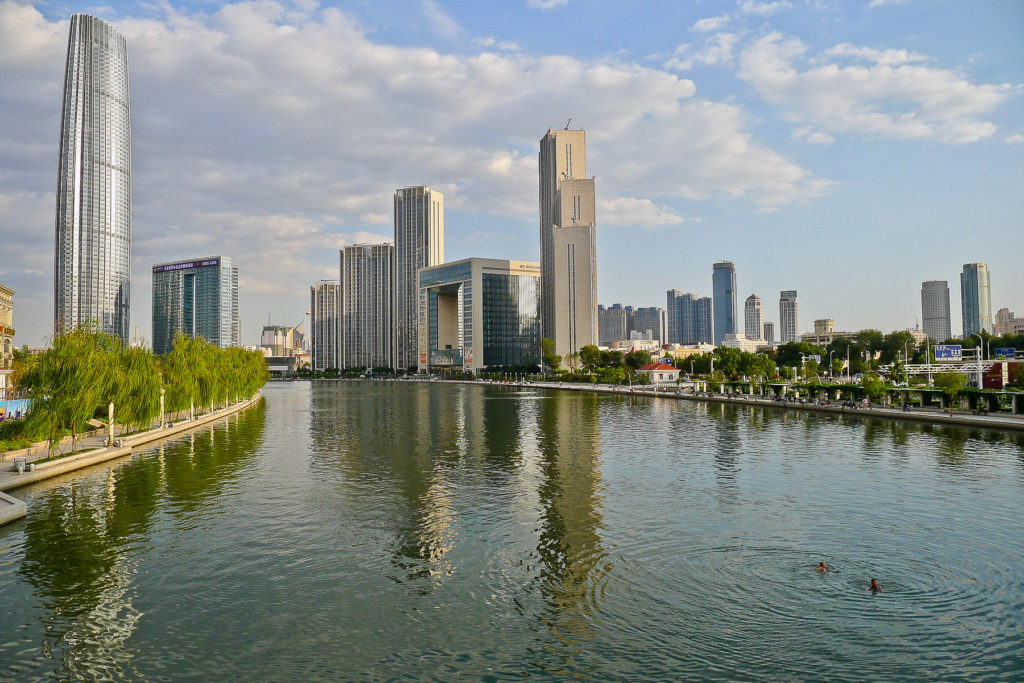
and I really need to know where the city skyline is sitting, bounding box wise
[1,1,1022,347]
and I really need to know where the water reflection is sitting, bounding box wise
[15,405,265,678]
[532,391,609,671]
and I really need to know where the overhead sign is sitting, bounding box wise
[935,344,962,362]
[993,347,1016,359]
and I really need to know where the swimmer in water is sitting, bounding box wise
[868,578,884,592]
[816,562,828,572]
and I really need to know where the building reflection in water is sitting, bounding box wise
[16,406,265,678]
[530,390,609,668]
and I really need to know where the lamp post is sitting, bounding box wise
[828,351,835,380]
[846,344,851,381]
[972,333,985,389]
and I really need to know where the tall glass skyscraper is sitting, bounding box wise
[960,263,992,337]
[55,15,132,342]
[712,261,737,346]
[779,290,799,343]
[921,280,952,341]
[151,257,239,355]
[394,187,443,372]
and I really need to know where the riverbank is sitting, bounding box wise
[0,391,263,526]
[424,378,1024,433]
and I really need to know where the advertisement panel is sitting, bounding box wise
[993,347,1016,359]
[935,345,962,362]
[983,362,1007,390]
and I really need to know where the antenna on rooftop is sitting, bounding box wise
[565,118,572,129]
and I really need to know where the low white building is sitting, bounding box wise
[638,362,680,384]
[721,334,762,353]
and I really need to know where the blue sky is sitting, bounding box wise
[1,0,1022,346]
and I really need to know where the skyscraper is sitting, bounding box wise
[779,290,799,343]
[960,263,992,337]
[632,306,667,344]
[598,304,629,345]
[712,261,737,346]
[744,294,763,341]
[920,280,952,341]
[340,244,395,370]
[151,257,239,355]
[539,127,598,364]
[310,281,340,371]
[762,322,775,345]
[55,15,132,342]
[666,290,713,345]
[394,186,444,372]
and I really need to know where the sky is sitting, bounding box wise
[1,0,1022,347]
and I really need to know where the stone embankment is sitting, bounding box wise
[0,391,263,526]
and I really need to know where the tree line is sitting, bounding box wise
[9,329,267,455]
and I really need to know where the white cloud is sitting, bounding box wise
[665,32,740,71]
[422,0,460,39]
[526,0,567,9]
[692,15,729,33]
[1006,133,1024,143]
[869,0,910,7]
[0,1,828,344]
[598,196,687,227]
[738,33,1018,143]
[738,1,791,17]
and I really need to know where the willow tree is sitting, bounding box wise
[108,346,161,431]
[20,327,118,454]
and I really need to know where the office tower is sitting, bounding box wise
[632,306,667,344]
[666,290,713,344]
[666,290,685,344]
[763,322,775,345]
[310,281,340,371]
[779,290,799,343]
[394,187,444,372]
[340,244,395,370]
[960,263,992,337]
[744,294,763,341]
[54,15,132,342]
[920,280,952,341]
[152,257,239,355]
[598,304,629,345]
[712,261,737,346]
[695,297,714,344]
[260,325,303,357]
[418,258,540,374]
[539,127,598,364]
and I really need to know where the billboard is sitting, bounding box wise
[983,362,1007,390]
[934,345,962,362]
[993,347,1016,359]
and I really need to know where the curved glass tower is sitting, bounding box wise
[55,14,132,342]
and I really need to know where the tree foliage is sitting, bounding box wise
[541,337,561,372]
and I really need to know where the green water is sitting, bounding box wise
[1,381,1022,680]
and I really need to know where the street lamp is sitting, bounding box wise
[972,332,985,389]
[846,344,851,381]
[828,350,835,380]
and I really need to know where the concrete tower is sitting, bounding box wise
[920,280,952,341]
[744,294,763,341]
[394,186,443,372]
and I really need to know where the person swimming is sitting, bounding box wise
[816,562,828,572]
[868,578,884,592]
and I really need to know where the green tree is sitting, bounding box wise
[862,372,887,403]
[934,372,967,415]
[579,345,602,372]
[108,346,161,431]
[541,337,561,372]
[888,359,908,386]
[624,349,652,371]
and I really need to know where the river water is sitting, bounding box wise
[1,381,1022,680]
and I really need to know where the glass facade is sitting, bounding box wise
[481,273,540,367]
[960,264,992,337]
[55,15,132,342]
[712,261,737,346]
[152,257,239,355]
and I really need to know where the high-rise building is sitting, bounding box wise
[744,294,763,341]
[960,263,992,337]
[762,322,775,345]
[539,127,598,364]
[632,307,667,344]
[712,261,737,346]
[394,186,444,372]
[418,258,540,374]
[598,304,630,346]
[260,324,304,357]
[152,257,239,355]
[920,280,952,341]
[340,244,395,370]
[666,290,713,345]
[55,15,132,342]
[310,281,340,371]
[779,290,799,343]
[695,297,714,345]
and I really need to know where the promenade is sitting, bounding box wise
[0,391,263,526]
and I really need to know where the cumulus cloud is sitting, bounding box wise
[598,196,687,227]
[665,32,741,71]
[1006,133,1024,143]
[869,0,910,7]
[0,1,827,344]
[738,1,791,17]
[738,33,1017,143]
[691,15,729,33]
[526,0,567,9]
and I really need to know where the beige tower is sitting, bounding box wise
[539,128,598,366]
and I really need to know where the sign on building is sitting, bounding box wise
[935,344,962,362]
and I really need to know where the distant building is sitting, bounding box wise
[721,334,761,353]
[152,256,239,355]
[666,290,713,345]
[310,281,340,371]
[921,280,952,341]
[598,304,630,346]
[779,290,799,344]
[341,244,396,370]
[801,319,855,347]
[418,258,540,374]
[993,307,1023,337]
[0,283,13,369]
[744,294,763,341]
[260,324,304,357]
[762,321,775,345]
[637,362,680,385]
[55,15,132,343]
[960,263,992,337]
[539,127,598,362]
[712,261,737,346]
[394,186,444,372]
[632,307,666,345]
